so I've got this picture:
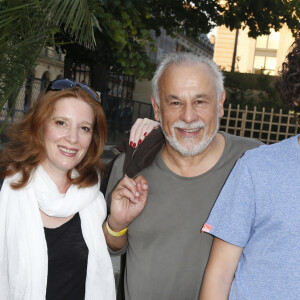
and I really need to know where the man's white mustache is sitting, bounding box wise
[172,121,206,129]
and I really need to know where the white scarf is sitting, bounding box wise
[0,165,115,300]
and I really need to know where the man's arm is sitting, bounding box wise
[102,215,128,252]
[104,175,148,251]
[200,237,243,300]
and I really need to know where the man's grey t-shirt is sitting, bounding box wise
[106,132,261,300]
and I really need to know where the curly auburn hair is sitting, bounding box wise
[0,87,107,189]
[276,38,300,119]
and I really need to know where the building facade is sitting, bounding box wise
[1,47,65,124]
[146,29,214,64]
[213,25,295,75]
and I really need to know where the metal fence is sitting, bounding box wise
[101,95,153,144]
[220,104,299,144]
[103,101,300,145]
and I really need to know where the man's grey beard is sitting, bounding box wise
[159,112,219,157]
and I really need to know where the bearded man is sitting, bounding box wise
[104,52,262,300]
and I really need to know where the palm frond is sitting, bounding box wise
[46,0,101,49]
[0,0,101,133]
[0,1,49,112]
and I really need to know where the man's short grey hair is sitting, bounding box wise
[152,52,224,106]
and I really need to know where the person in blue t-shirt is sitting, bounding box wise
[200,38,300,300]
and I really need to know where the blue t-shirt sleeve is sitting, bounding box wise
[203,159,255,248]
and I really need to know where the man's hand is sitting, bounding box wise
[103,175,148,251]
[109,174,148,231]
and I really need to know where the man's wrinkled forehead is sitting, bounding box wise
[158,63,216,97]
[159,62,213,82]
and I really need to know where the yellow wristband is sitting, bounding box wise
[106,220,128,237]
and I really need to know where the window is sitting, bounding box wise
[253,30,279,75]
[253,56,277,75]
[256,30,280,50]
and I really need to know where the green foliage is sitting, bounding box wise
[0,1,49,131]
[59,0,156,79]
[0,0,101,132]
[224,71,290,112]
[221,0,300,38]
[46,0,101,49]
[144,0,219,38]
[59,0,300,85]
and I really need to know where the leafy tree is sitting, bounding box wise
[1,0,299,131]
[221,0,300,38]
[59,0,300,92]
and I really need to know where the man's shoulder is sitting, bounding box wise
[222,132,262,151]
[218,132,263,164]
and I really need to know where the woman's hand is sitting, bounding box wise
[109,174,148,231]
[129,118,160,148]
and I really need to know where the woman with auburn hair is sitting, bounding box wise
[0,79,149,300]
[0,84,107,189]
